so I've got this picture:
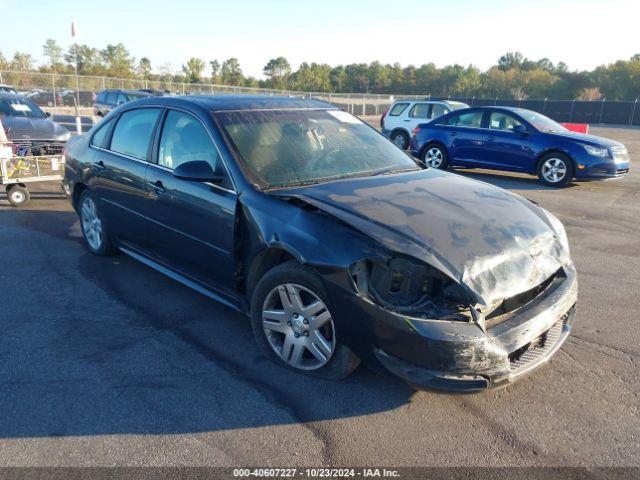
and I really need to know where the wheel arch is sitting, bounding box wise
[389,128,410,140]
[244,246,301,298]
[72,182,88,212]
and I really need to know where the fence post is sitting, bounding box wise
[631,99,638,126]
[598,98,606,124]
[102,76,106,90]
[543,98,547,114]
[569,100,575,122]
[51,73,56,108]
[363,95,366,116]
[0,71,3,84]
[495,97,498,105]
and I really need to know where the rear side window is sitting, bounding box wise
[441,111,483,128]
[90,118,115,148]
[96,92,107,103]
[105,92,118,105]
[431,104,448,119]
[110,108,161,160]
[409,103,430,118]
[388,102,409,116]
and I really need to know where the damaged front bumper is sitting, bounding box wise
[370,265,578,392]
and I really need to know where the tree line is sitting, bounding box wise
[1,40,639,100]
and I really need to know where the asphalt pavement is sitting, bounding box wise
[0,126,638,468]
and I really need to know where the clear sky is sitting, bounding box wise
[1,0,638,78]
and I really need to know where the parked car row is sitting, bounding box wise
[62,94,578,391]
[383,100,630,187]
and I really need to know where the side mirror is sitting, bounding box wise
[45,112,52,118]
[513,124,529,134]
[173,160,224,183]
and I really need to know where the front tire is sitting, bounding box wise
[537,153,574,187]
[250,261,360,380]
[421,143,448,169]
[6,185,30,207]
[79,189,117,256]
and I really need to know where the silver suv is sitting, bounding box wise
[381,99,468,149]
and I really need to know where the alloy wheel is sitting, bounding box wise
[262,283,336,370]
[392,134,406,148]
[541,158,567,183]
[81,197,103,251]
[425,147,444,168]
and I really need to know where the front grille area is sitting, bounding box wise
[508,308,572,373]
[12,141,65,157]
[485,269,564,328]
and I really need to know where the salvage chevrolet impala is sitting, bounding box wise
[62,95,577,391]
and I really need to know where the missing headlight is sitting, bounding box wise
[350,258,470,319]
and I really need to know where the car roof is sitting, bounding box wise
[127,94,335,112]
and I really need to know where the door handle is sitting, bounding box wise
[150,180,165,194]
[403,119,411,122]
[94,160,105,169]
[449,131,457,136]
[487,136,495,142]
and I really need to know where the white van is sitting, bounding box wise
[381,100,469,149]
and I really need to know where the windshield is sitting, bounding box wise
[216,109,419,189]
[517,110,567,132]
[0,98,46,119]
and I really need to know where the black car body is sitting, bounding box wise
[63,95,577,392]
[93,89,155,117]
[0,93,70,150]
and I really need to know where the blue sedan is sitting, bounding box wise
[410,106,631,186]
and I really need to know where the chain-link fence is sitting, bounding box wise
[1,70,638,126]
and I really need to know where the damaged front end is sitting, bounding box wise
[268,170,578,391]
[347,253,577,392]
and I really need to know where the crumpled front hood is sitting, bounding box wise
[4,117,68,140]
[276,169,570,306]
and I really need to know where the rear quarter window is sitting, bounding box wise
[90,118,115,148]
[388,102,410,116]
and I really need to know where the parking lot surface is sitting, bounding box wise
[0,126,638,467]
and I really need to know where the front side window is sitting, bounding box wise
[105,92,118,105]
[441,111,483,128]
[217,109,419,189]
[489,112,524,131]
[159,111,219,170]
[110,108,161,160]
[116,94,128,106]
[409,103,431,119]
[388,102,409,116]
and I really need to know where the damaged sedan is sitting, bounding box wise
[62,95,577,392]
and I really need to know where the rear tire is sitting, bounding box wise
[537,153,574,187]
[78,189,117,256]
[6,185,30,207]
[421,143,449,169]
[390,130,409,150]
[250,261,360,381]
